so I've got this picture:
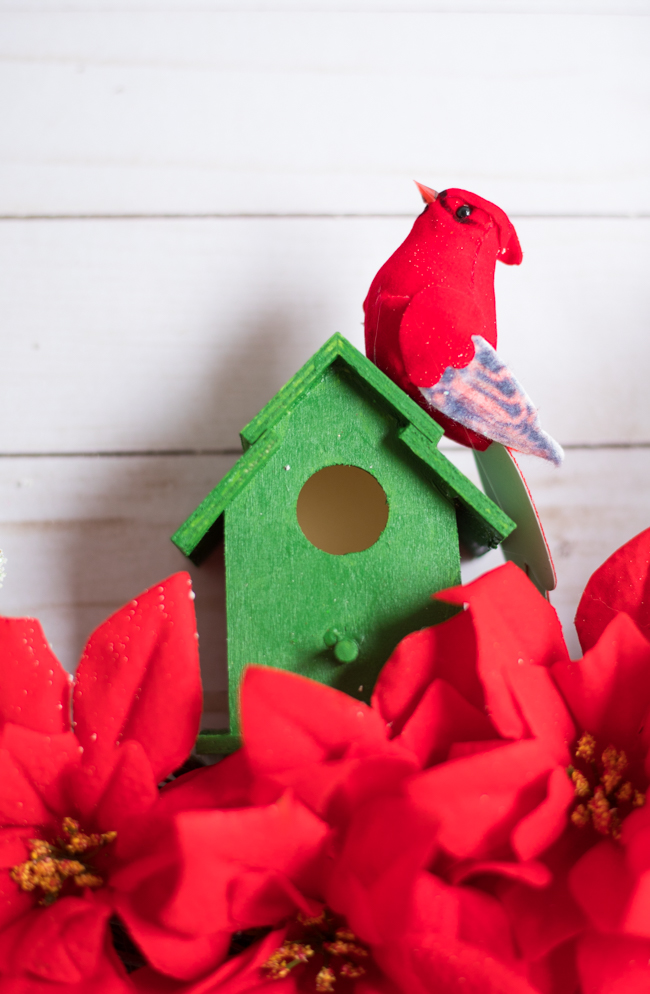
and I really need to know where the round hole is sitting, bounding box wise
[296,465,389,555]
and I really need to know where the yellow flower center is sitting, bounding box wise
[568,732,645,839]
[10,817,117,906]
[262,910,369,990]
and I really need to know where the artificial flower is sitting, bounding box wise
[132,529,650,994]
[0,572,202,992]
[575,525,650,649]
[127,584,561,991]
[132,754,539,993]
[390,529,650,993]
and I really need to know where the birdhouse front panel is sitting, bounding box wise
[223,362,460,734]
[173,334,515,753]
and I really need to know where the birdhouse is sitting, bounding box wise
[172,334,514,754]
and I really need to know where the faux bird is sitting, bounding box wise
[364,183,563,466]
[364,184,562,593]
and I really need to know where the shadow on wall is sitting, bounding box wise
[55,308,310,720]
[212,305,316,443]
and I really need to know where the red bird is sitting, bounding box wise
[364,184,563,465]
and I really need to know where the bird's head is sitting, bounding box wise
[414,183,523,266]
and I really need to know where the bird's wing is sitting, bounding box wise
[473,443,557,594]
[398,285,482,388]
[420,336,564,466]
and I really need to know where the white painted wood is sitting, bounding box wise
[0,12,648,214]
[0,5,647,738]
[4,3,647,14]
[0,216,647,452]
[495,218,650,446]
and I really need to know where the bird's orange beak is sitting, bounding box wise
[414,181,438,204]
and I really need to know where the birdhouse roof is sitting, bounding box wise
[172,334,515,562]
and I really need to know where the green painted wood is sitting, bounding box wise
[214,367,461,749]
[398,425,515,554]
[240,332,444,451]
[196,732,241,754]
[172,335,514,563]
[171,429,281,559]
[170,334,517,754]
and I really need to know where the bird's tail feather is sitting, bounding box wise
[420,336,564,466]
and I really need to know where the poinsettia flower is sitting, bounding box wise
[388,530,650,993]
[0,572,202,992]
[575,526,650,650]
[132,530,650,994]
[127,630,551,992]
[132,763,539,994]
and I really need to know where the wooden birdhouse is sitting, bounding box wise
[172,334,514,753]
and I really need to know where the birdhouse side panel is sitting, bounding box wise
[223,367,460,732]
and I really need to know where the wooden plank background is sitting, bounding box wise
[1,2,648,730]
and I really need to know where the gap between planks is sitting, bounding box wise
[1,214,650,221]
[0,442,649,458]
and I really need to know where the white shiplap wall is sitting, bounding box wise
[1,3,649,728]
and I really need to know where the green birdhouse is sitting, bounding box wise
[172,334,514,754]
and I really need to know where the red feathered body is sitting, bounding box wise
[364,188,522,449]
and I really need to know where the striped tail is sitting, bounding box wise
[420,336,564,466]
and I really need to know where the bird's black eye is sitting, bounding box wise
[455,205,473,221]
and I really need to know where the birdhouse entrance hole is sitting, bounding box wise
[296,464,389,555]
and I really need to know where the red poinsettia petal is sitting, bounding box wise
[372,609,484,735]
[575,527,650,653]
[0,724,82,816]
[448,740,510,761]
[622,871,650,938]
[398,678,496,768]
[570,840,635,932]
[251,759,333,816]
[434,563,569,741]
[0,894,111,983]
[0,869,32,930]
[158,750,257,815]
[131,928,295,994]
[621,805,650,873]
[551,612,650,762]
[502,831,588,963]
[73,573,201,783]
[323,754,419,835]
[113,893,231,983]
[231,869,323,929]
[408,739,557,860]
[109,846,176,912]
[378,931,539,994]
[158,792,328,938]
[407,871,459,941]
[577,932,650,994]
[0,618,70,735]
[92,740,159,846]
[510,766,574,862]
[0,827,36,869]
[450,861,551,889]
[501,663,573,764]
[63,739,158,845]
[0,748,51,827]
[241,666,389,774]
[526,937,580,994]
[326,795,442,947]
[0,948,132,994]
[457,886,518,966]
[601,807,650,937]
